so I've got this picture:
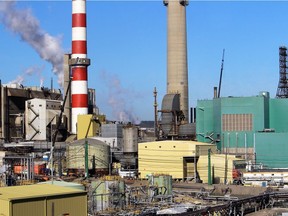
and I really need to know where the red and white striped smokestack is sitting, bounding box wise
[70,0,90,134]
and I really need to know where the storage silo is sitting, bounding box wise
[66,138,110,176]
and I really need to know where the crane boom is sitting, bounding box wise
[218,49,225,98]
[48,77,71,179]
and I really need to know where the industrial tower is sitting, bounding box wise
[70,0,90,134]
[164,0,189,122]
[276,46,288,98]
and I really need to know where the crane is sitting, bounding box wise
[218,49,225,98]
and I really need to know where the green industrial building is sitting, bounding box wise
[196,91,288,168]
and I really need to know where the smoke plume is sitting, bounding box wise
[8,65,45,86]
[0,1,64,87]
[100,70,141,124]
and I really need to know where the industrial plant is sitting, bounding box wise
[2,0,288,216]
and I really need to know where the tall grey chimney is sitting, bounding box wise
[164,0,189,123]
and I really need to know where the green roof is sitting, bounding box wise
[0,184,86,201]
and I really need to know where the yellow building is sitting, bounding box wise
[197,154,246,184]
[77,114,104,140]
[138,140,217,179]
[0,184,87,216]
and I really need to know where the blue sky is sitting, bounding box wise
[0,1,287,122]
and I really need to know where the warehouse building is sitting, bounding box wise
[196,91,288,168]
[0,184,87,216]
[138,140,217,180]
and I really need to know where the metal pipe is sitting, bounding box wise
[25,158,27,180]
[245,133,247,160]
[63,54,72,133]
[32,157,34,180]
[213,87,217,99]
[5,87,9,142]
[227,133,230,155]
[224,147,228,184]
[0,80,2,139]
[84,117,95,178]
[221,133,224,154]
[253,133,256,164]
[194,146,197,182]
[27,158,29,180]
[208,149,212,185]
[20,158,23,181]
[236,132,238,154]
[190,107,193,123]
[153,87,158,139]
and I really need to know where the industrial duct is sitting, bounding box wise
[160,94,183,137]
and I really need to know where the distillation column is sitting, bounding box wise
[165,0,189,122]
[70,0,90,134]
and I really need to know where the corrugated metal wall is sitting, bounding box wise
[12,199,45,216]
[1,194,87,216]
[138,141,217,179]
[46,195,87,216]
[198,154,242,184]
[196,93,288,168]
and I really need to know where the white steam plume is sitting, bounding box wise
[9,75,24,86]
[100,70,141,124]
[8,65,45,86]
[0,1,64,87]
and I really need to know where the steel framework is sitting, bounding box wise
[276,46,288,98]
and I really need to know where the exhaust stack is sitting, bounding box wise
[70,0,90,134]
[164,0,189,123]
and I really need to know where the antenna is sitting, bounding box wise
[218,49,225,98]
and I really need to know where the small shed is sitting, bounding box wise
[0,184,87,216]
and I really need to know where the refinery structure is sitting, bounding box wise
[2,0,288,216]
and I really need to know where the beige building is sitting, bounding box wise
[197,154,246,184]
[138,140,217,179]
[0,184,87,216]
